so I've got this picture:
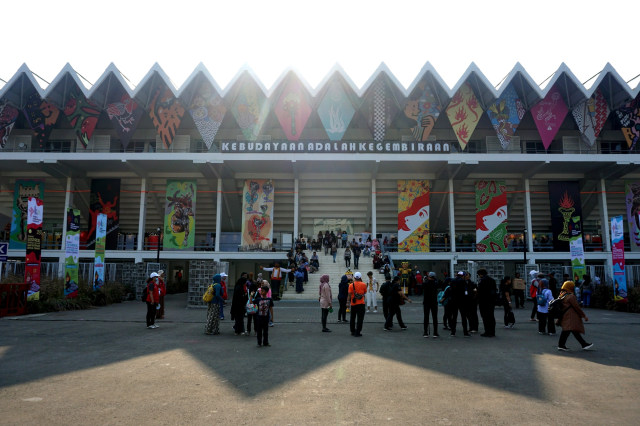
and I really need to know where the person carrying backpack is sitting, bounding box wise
[204,274,224,335]
[536,279,555,335]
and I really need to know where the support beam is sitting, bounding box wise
[598,179,611,252]
[448,178,456,254]
[136,178,147,252]
[60,177,72,252]
[524,179,534,256]
[215,179,222,252]
[371,179,377,238]
[294,178,299,240]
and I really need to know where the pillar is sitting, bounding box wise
[371,179,377,239]
[215,179,222,252]
[294,178,299,239]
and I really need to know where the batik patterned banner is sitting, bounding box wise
[613,95,640,150]
[532,85,568,150]
[363,79,399,142]
[88,179,120,250]
[241,179,274,250]
[548,181,583,252]
[64,208,80,299]
[400,80,442,142]
[611,215,627,293]
[150,87,185,148]
[231,84,269,141]
[9,180,45,250]
[94,213,107,291]
[163,181,196,250]
[625,181,640,252]
[397,180,430,252]
[317,81,355,141]
[274,78,312,141]
[22,92,60,150]
[0,101,19,148]
[25,197,43,301]
[572,89,609,147]
[475,180,508,252]
[188,82,226,149]
[569,215,586,282]
[63,88,101,148]
[106,92,144,150]
[486,85,526,149]
[446,82,483,150]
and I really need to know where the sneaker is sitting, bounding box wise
[383,327,392,331]
[557,346,569,351]
[151,324,159,329]
[509,323,515,328]
[433,333,439,338]
[264,343,271,347]
[322,328,332,333]
[400,326,408,330]
[374,309,378,313]
[470,330,478,334]
[504,325,511,329]
[269,322,274,327]
[147,326,154,329]
[548,332,556,336]
[538,332,547,335]
[450,333,456,337]
[582,343,594,350]
[423,334,429,338]
[529,318,537,322]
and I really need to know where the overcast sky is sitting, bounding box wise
[2,0,638,92]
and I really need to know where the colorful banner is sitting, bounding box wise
[400,80,442,142]
[231,83,269,141]
[274,78,312,141]
[569,215,586,282]
[188,82,226,149]
[241,179,274,250]
[22,92,60,150]
[88,179,120,250]
[317,80,355,141]
[613,95,640,150]
[548,181,583,252]
[397,180,430,252]
[25,197,43,301]
[611,215,627,294]
[63,88,101,148]
[9,180,45,250]
[475,180,508,252]
[571,88,609,147]
[363,79,399,142]
[150,87,185,148]
[163,181,196,250]
[64,208,80,299]
[0,101,19,148]
[94,213,107,291]
[446,82,483,150]
[625,181,640,252]
[106,92,144,150]
[486,85,526,149]
[532,85,568,150]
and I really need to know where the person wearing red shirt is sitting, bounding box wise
[348,272,368,337]
[146,272,161,329]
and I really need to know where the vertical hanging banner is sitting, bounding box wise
[25,197,43,301]
[188,82,226,150]
[164,181,196,250]
[231,84,269,141]
[532,85,568,150]
[149,87,185,148]
[446,82,483,151]
[274,78,312,141]
[626,181,640,252]
[0,101,19,148]
[401,80,442,142]
[475,180,509,252]
[397,180,430,252]
[571,89,609,147]
[241,179,274,250]
[88,179,120,250]
[94,213,107,290]
[569,215,586,281]
[486,85,526,149]
[64,208,80,299]
[548,181,583,252]
[9,180,45,250]
[22,92,60,150]
[63,88,101,149]
[614,96,640,150]
[317,81,355,141]
[611,215,627,293]
[106,92,144,150]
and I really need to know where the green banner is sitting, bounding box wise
[10,180,45,250]
[64,209,81,298]
[163,181,196,250]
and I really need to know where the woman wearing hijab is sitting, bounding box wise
[557,281,593,351]
[231,275,248,335]
[319,274,333,332]
[295,267,305,293]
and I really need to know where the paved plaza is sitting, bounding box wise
[1,293,639,425]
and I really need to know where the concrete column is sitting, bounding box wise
[60,177,72,252]
[448,178,456,253]
[215,179,222,252]
[294,178,299,239]
[598,178,611,252]
[136,178,147,252]
[524,179,534,256]
[371,179,377,239]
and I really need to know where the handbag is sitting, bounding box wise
[245,292,258,315]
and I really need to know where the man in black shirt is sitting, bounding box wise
[449,271,470,337]
[423,272,441,338]
[477,269,497,337]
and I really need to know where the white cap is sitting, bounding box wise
[150,272,159,278]
[457,271,465,276]
[354,272,362,279]
[220,272,228,277]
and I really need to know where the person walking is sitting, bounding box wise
[353,245,361,269]
[344,247,351,268]
[557,281,593,351]
[365,271,378,313]
[384,276,412,330]
[477,269,497,337]
[536,279,555,335]
[512,272,526,308]
[253,285,274,347]
[423,272,440,338]
[231,275,248,335]
[145,272,160,329]
[205,274,223,335]
[331,241,338,263]
[500,276,515,328]
[319,274,333,332]
[156,270,166,320]
[379,276,392,320]
[337,271,351,323]
[348,271,367,337]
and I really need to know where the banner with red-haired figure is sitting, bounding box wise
[475,180,508,252]
[397,180,430,252]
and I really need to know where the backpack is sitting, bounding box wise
[202,284,215,303]
[438,286,450,306]
[536,292,547,306]
[548,295,569,319]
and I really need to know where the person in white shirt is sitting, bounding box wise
[365,271,379,313]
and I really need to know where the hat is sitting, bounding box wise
[354,272,362,279]
[212,274,221,283]
[157,270,164,276]
[220,272,228,278]
[150,272,159,278]
[457,271,465,276]
[345,269,353,275]
[415,270,420,274]
[429,272,437,278]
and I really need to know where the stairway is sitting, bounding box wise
[280,248,386,301]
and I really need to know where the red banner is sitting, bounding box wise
[25,197,43,301]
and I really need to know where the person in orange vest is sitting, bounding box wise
[347,272,368,337]
[260,262,291,301]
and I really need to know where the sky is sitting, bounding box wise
[1,0,639,93]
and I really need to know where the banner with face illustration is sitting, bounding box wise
[150,87,185,148]
[611,215,626,293]
[397,180,430,252]
[94,213,107,290]
[106,92,144,150]
[25,197,43,301]
[163,181,196,250]
[625,181,640,252]
[64,208,81,298]
[241,179,274,250]
[548,181,583,252]
[88,179,120,250]
[475,180,508,252]
[10,180,45,250]
[22,92,60,150]
[401,80,442,142]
